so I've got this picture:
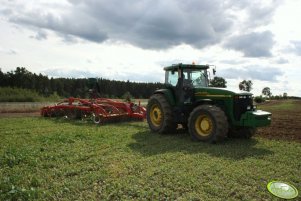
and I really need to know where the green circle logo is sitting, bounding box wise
[267,181,299,199]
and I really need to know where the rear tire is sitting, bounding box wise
[188,105,228,143]
[146,94,175,133]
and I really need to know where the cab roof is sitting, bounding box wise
[163,63,210,71]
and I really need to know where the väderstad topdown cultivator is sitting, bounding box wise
[41,97,146,124]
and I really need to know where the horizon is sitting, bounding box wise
[2,66,300,98]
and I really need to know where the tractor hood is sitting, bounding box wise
[194,87,252,98]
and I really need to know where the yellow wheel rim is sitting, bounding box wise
[150,104,163,127]
[195,114,213,137]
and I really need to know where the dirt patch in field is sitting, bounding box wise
[257,101,301,143]
[0,112,40,118]
[256,100,279,106]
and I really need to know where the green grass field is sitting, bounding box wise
[257,99,296,111]
[0,103,300,200]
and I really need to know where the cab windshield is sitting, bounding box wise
[165,68,209,87]
[183,69,209,87]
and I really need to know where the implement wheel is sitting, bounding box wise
[147,94,175,133]
[188,105,228,143]
[92,113,104,124]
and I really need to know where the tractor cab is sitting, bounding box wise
[164,63,210,105]
[164,63,210,88]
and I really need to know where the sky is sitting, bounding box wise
[1,0,301,96]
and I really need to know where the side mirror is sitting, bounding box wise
[213,68,216,75]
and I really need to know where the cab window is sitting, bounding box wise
[183,69,209,87]
[165,70,178,86]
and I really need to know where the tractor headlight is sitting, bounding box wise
[247,106,251,110]
[267,116,271,120]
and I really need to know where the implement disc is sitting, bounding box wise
[267,181,298,199]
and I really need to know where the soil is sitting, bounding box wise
[0,112,40,118]
[257,101,301,143]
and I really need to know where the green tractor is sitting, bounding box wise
[146,63,271,143]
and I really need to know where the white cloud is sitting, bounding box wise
[0,47,17,55]
[224,31,275,57]
[0,0,300,97]
[218,66,283,82]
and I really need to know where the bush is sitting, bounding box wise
[47,92,61,102]
[254,96,265,104]
[0,87,42,102]
[0,87,61,102]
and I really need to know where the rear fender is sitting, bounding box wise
[153,89,176,106]
[195,99,213,106]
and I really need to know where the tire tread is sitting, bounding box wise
[188,104,228,143]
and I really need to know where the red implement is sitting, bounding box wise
[41,97,146,124]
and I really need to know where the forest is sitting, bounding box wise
[0,67,164,100]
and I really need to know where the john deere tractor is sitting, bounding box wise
[146,63,271,143]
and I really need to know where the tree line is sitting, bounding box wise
[0,68,228,98]
[0,67,165,99]
[237,80,300,102]
[1,67,298,102]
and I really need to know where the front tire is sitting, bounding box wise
[188,105,228,143]
[146,94,175,133]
